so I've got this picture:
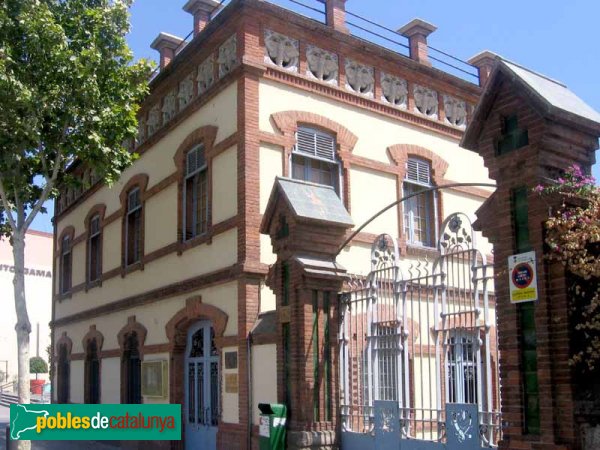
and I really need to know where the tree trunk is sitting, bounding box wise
[12,231,31,450]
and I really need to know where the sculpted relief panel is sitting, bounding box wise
[345,59,374,97]
[162,90,177,124]
[147,104,161,137]
[178,74,194,110]
[381,72,407,108]
[414,84,438,119]
[265,30,299,71]
[218,35,238,78]
[197,56,215,95]
[443,94,468,128]
[306,45,338,84]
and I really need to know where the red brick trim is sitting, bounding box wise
[166,296,228,349]
[119,174,149,276]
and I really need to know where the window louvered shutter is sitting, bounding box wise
[186,145,206,175]
[295,127,336,161]
[406,158,431,185]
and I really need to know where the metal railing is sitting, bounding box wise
[148,0,479,84]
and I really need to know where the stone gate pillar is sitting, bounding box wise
[462,59,600,449]
[260,177,353,449]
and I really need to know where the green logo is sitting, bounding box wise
[10,404,181,441]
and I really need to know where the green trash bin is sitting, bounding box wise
[258,403,287,450]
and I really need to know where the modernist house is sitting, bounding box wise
[51,0,500,449]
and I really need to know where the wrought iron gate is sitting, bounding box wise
[339,213,501,449]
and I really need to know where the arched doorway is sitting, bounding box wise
[122,331,142,404]
[185,321,219,450]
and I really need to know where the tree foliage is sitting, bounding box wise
[536,165,600,369]
[29,356,48,374]
[0,0,152,233]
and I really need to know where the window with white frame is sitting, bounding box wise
[403,158,437,247]
[88,214,102,283]
[125,187,142,266]
[446,330,479,404]
[291,126,341,194]
[60,235,72,294]
[183,145,208,240]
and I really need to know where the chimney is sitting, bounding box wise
[150,32,185,70]
[321,0,348,33]
[468,50,499,87]
[183,0,221,37]
[397,18,437,66]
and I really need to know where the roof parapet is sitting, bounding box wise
[398,18,437,66]
[150,32,185,70]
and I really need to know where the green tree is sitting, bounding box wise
[0,2,152,447]
[29,356,48,380]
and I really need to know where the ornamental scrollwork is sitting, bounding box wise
[147,104,161,137]
[443,94,468,128]
[371,234,399,271]
[178,74,194,110]
[381,72,407,108]
[439,212,474,253]
[197,56,215,94]
[345,59,374,97]
[450,409,473,443]
[414,84,438,119]
[306,45,338,84]
[218,35,237,78]
[162,89,177,124]
[264,30,299,71]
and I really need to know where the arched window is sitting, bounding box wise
[403,157,437,247]
[60,234,72,294]
[183,145,209,240]
[57,344,70,404]
[87,214,102,283]
[291,126,341,195]
[125,187,143,266]
[122,332,142,404]
[84,339,101,404]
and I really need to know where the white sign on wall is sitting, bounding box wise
[508,251,538,304]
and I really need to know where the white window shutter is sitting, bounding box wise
[406,158,431,185]
[295,127,336,161]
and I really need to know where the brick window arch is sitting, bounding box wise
[387,145,448,252]
[85,204,106,287]
[271,111,358,211]
[173,126,218,244]
[119,174,148,274]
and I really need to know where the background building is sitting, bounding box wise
[0,230,53,385]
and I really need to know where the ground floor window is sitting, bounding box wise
[84,339,100,404]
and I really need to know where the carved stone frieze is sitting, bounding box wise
[381,72,407,108]
[147,104,161,136]
[345,59,374,97]
[306,45,338,84]
[162,90,177,124]
[218,35,237,78]
[178,74,194,110]
[137,117,147,144]
[414,84,438,118]
[443,94,468,128]
[264,30,299,71]
[197,56,215,94]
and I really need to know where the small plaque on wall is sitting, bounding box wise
[141,360,168,398]
[225,373,238,393]
[225,351,238,370]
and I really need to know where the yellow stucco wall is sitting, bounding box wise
[212,146,238,224]
[251,344,277,425]
[101,357,121,403]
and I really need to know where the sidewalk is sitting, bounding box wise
[0,405,121,450]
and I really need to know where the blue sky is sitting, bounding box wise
[30,0,600,232]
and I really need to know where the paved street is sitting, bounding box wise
[0,406,120,450]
